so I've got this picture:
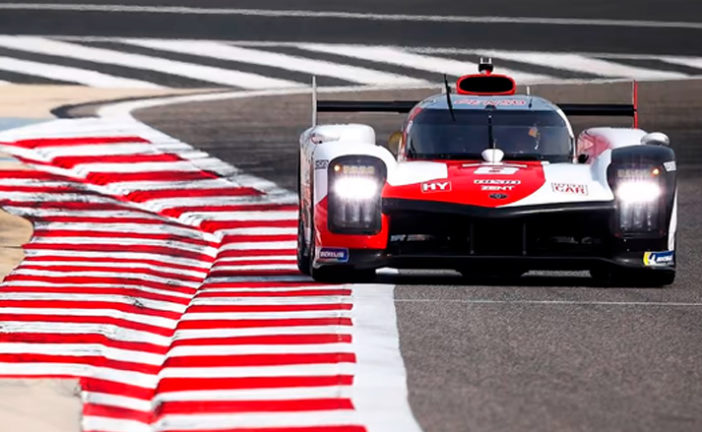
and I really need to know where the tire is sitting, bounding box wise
[296,212,310,276]
[296,157,311,275]
[308,220,375,283]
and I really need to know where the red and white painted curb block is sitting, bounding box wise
[0,118,421,432]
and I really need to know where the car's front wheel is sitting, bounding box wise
[296,212,310,276]
[308,223,374,283]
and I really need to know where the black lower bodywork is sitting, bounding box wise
[326,198,675,285]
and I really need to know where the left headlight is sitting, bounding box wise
[328,156,386,234]
[332,176,379,200]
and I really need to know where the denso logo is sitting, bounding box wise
[474,179,521,185]
[421,181,451,193]
[318,247,349,263]
[552,183,588,195]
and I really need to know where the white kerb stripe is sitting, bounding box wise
[83,392,152,413]
[153,386,352,402]
[72,161,202,174]
[474,50,688,80]
[0,343,164,365]
[82,416,150,432]
[0,308,175,328]
[152,411,360,430]
[298,44,553,82]
[0,36,302,89]
[173,325,351,340]
[159,363,356,379]
[167,343,352,357]
[0,56,162,88]
[0,293,184,313]
[122,39,429,86]
[662,56,702,70]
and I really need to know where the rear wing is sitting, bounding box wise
[312,80,640,127]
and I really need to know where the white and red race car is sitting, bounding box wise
[297,63,677,285]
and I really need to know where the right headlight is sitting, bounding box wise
[328,156,386,234]
[614,167,664,234]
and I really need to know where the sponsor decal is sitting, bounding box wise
[454,99,527,106]
[421,181,451,193]
[663,161,676,172]
[481,185,515,191]
[476,179,520,191]
[552,182,588,195]
[474,166,519,175]
[643,250,675,267]
[318,247,349,263]
[315,159,329,170]
[474,179,521,185]
[489,193,508,200]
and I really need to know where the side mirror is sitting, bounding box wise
[641,132,670,146]
[387,131,403,155]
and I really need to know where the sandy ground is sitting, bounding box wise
[0,84,207,118]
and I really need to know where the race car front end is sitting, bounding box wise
[318,153,677,285]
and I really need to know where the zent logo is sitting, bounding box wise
[552,183,588,195]
[421,181,452,193]
[474,166,519,175]
[318,247,349,263]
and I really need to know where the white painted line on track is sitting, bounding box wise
[394,299,702,307]
[0,55,162,88]
[0,36,303,89]
[298,43,553,82]
[662,56,702,70]
[473,49,688,80]
[0,4,701,30]
[351,285,422,432]
[121,39,429,86]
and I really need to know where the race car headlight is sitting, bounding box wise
[328,157,386,234]
[616,181,661,204]
[614,168,664,234]
[332,176,379,200]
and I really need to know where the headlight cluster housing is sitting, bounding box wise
[327,156,386,234]
[611,166,666,235]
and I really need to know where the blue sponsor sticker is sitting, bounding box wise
[318,247,349,263]
[643,250,675,267]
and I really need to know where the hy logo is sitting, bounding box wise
[421,181,451,193]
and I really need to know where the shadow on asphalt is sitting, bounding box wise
[372,272,667,288]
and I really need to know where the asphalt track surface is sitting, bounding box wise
[128,80,702,432]
[2,0,702,55]
[13,0,702,430]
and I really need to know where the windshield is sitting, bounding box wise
[406,108,572,162]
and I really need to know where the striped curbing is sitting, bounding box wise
[0,117,421,432]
